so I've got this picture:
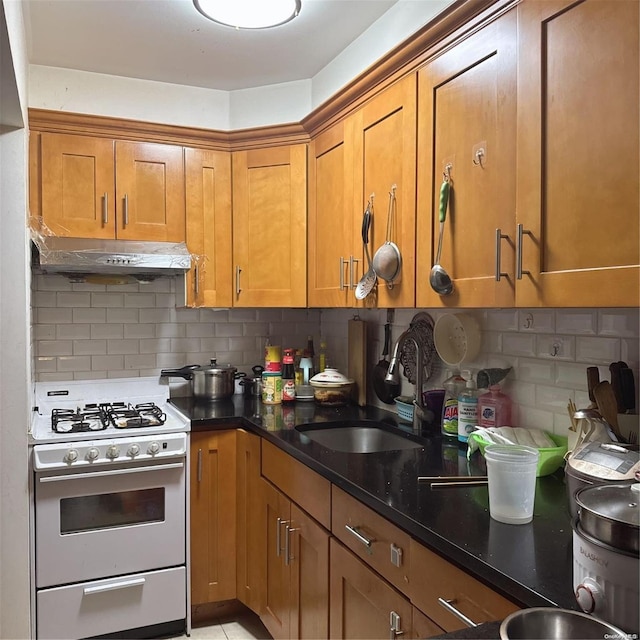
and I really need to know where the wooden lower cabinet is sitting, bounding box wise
[261,479,330,640]
[411,606,444,639]
[190,430,237,606]
[329,538,412,640]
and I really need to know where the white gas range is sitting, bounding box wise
[30,377,191,640]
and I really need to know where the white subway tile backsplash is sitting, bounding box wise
[107,308,140,323]
[34,291,57,307]
[91,355,124,371]
[575,336,621,364]
[174,308,199,323]
[155,293,177,308]
[124,324,156,339]
[256,309,284,322]
[155,323,185,338]
[124,293,156,308]
[200,337,231,353]
[124,354,157,370]
[37,308,72,324]
[485,309,518,332]
[229,336,261,352]
[518,310,555,333]
[502,333,536,357]
[516,358,555,384]
[139,307,174,324]
[506,380,537,406]
[215,323,243,338]
[34,325,56,340]
[598,309,640,337]
[555,362,591,389]
[621,338,639,367]
[170,337,202,353]
[57,292,91,308]
[58,355,92,372]
[73,308,106,324]
[517,407,557,432]
[186,324,216,338]
[139,338,172,354]
[91,292,125,308]
[479,331,502,354]
[58,324,91,340]
[106,339,140,355]
[73,340,107,356]
[35,356,57,373]
[228,309,258,322]
[38,340,73,357]
[555,310,597,335]
[35,275,72,291]
[91,324,124,340]
[535,384,574,413]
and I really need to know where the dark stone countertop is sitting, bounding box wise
[171,394,578,613]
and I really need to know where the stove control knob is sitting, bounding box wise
[65,449,78,463]
[86,447,100,462]
[147,441,161,456]
[106,445,120,460]
[127,444,140,458]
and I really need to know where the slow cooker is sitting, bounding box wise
[573,482,639,634]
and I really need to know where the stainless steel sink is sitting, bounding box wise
[295,424,424,453]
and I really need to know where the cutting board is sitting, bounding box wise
[348,318,367,407]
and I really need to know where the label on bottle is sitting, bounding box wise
[479,403,497,428]
[458,398,478,442]
[442,398,458,436]
[282,379,296,402]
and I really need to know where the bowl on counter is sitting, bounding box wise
[499,607,626,639]
[309,368,354,406]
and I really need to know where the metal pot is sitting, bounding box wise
[240,365,265,397]
[160,359,241,401]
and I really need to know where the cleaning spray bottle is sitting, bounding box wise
[457,370,479,443]
[441,370,466,438]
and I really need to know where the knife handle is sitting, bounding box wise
[587,367,600,402]
[620,367,636,412]
[609,362,625,413]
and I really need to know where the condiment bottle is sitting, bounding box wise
[282,348,296,403]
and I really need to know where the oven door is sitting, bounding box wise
[35,457,186,588]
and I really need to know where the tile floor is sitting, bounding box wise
[178,610,272,639]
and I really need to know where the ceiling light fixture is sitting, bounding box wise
[193,0,301,29]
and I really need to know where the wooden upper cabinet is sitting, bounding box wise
[516,0,639,307]
[184,148,233,307]
[115,141,185,242]
[36,132,186,242]
[38,133,115,239]
[232,145,307,307]
[416,10,517,308]
[352,74,418,308]
[308,119,360,307]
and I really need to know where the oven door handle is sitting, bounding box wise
[83,577,146,595]
[38,461,185,482]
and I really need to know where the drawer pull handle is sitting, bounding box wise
[495,228,509,281]
[516,223,532,280]
[339,257,347,291]
[84,577,145,595]
[285,525,299,566]
[102,193,108,225]
[276,518,290,557]
[345,524,374,548]
[437,597,479,628]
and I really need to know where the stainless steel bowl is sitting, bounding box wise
[500,607,627,639]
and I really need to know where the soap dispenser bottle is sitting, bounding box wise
[441,370,466,438]
[457,371,479,443]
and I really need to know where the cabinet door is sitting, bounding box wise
[329,539,411,640]
[516,0,639,307]
[190,430,237,606]
[411,606,444,639]
[115,141,185,242]
[236,429,264,614]
[232,145,307,307]
[261,480,292,640]
[289,504,329,640]
[39,133,115,239]
[308,119,359,307]
[416,10,517,308]
[184,148,233,307]
[353,74,417,308]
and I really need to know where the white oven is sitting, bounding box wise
[30,378,190,640]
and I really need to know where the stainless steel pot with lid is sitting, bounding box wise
[160,359,242,401]
[575,482,640,553]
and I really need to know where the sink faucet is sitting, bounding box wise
[385,329,429,435]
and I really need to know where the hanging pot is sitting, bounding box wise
[160,359,242,401]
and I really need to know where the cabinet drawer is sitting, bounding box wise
[331,485,410,595]
[409,540,519,632]
[261,440,331,529]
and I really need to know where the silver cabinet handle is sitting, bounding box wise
[495,228,509,281]
[284,525,299,566]
[389,611,404,639]
[349,256,359,290]
[345,524,374,548]
[516,223,532,280]
[84,577,145,596]
[197,448,202,483]
[102,193,108,225]
[276,517,290,557]
[235,265,242,295]
[339,257,347,291]
[437,597,479,628]
[194,265,200,296]
[123,193,129,226]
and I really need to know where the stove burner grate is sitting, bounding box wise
[52,406,109,433]
[107,402,167,429]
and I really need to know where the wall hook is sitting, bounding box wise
[443,163,453,182]
[473,147,485,166]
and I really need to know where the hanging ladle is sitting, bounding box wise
[355,199,377,300]
[429,168,454,295]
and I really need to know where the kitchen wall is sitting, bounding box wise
[32,274,639,439]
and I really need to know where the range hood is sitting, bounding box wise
[32,235,192,282]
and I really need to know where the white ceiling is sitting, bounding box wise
[23,0,400,92]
